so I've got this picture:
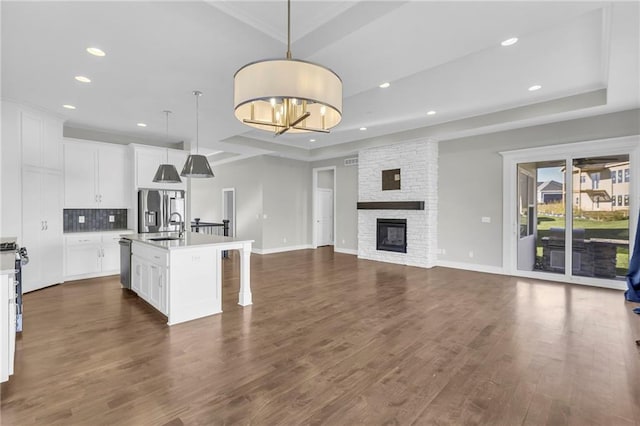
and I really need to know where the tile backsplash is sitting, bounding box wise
[64,209,128,233]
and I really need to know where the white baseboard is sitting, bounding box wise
[334,247,357,255]
[64,271,120,282]
[252,244,313,255]
[436,260,505,276]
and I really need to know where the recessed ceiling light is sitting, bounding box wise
[62,104,76,110]
[86,47,106,57]
[137,123,147,127]
[75,75,91,83]
[427,110,437,116]
[360,127,367,131]
[501,37,518,47]
[528,84,542,91]
[379,82,390,89]
[309,139,316,142]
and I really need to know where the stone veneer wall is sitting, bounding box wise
[357,140,438,268]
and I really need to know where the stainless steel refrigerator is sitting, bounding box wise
[138,189,186,233]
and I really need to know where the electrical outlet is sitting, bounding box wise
[481,216,491,223]
[342,239,345,244]
[469,251,474,258]
[283,237,287,243]
[78,216,85,224]
[109,215,115,223]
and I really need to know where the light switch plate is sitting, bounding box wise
[78,216,85,224]
[481,216,491,223]
[109,215,115,223]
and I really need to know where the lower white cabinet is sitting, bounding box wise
[64,231,133,280]
[131,244,168,315]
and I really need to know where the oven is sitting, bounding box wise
[0,241,28,333]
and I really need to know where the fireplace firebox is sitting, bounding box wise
[377,219,407,253]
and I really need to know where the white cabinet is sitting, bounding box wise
[63,140,130,208]
[22,167,63,293]
[21,110,62,170]
[1,273,16,383]
[64,231,133,280]
[134,145,187,190]
[131,243,168,315]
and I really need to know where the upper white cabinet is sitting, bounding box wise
[134,145,188,190]
[63,139,131,208]
[21,110,62,170]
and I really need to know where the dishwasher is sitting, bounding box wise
[118,238,132,289]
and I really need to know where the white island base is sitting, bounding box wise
[127,233,253,326]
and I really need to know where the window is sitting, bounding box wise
[624,195,629,206]
[618,170,623,183]
[612,171,617,184]
[625,168,630,182]
[618,195,623,206]
[612,196,617,206]
[590,172,600,189]
[581,175,586,183]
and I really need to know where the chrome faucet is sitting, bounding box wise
[169,212,185,238]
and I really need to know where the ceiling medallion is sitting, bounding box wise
[233,0,342,136]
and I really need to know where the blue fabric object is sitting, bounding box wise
[626,211,640,302]
[634,307,640,315]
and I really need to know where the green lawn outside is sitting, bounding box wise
[536,215,630,275]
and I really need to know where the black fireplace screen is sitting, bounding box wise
[377,219,407,253]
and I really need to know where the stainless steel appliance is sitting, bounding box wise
[138,189,186,233]
[118,238,132,289]
[0,241,28,333]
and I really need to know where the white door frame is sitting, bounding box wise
[312,166,337,248]
[501,135,639,290]
[221,188,236,237]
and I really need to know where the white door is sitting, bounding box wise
[100,238,121,273]
[63,143,97,207]
[317,189,334,246]
[41,171,63,285]
[98,144,128,207]
[222,189,235,237]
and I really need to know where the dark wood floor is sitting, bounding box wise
[1,247,639,425]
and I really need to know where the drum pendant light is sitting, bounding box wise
[233,0,342,135]
[181,91,214,178]
[152,110,182,183]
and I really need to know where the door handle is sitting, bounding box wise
[45,221,48,230]
[95,194,98,203]
[41,221,44,230]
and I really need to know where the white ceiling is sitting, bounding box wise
[2,1,639,162]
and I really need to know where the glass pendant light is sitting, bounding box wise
[181,91,214,178]
[152,110,182,183]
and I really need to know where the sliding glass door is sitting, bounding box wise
[504,137,638,288]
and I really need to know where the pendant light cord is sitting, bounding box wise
[163,110,171,162]
[286,0,291,59]
[193,91,202,154]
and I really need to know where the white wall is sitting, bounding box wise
[1,102,22,240]
[311,156,359,253]
[438,108,640,268]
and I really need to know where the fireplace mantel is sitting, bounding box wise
[357,201,425,210]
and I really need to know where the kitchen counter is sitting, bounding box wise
[63,229,134,235]
[124,232,253,250]
[127,232,253,325]
[0,238,17,275]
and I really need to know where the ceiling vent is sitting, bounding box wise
[344,157,358,167]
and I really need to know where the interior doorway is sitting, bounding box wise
[222,188,235,237]
[312,166,336,248]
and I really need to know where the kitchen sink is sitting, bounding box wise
[148,237,181,241]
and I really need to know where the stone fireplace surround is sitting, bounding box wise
[357,140,438,268]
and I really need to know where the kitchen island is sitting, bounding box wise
[123,232,253,325]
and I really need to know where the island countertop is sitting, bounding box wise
[123,232,254,250]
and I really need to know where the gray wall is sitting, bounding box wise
[190,156,264,248]
[438,109,640,267]
[261,156,312,250]
[190,155,312,251]
[311,156,359,252]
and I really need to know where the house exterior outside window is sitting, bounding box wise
[624,194,629,206]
